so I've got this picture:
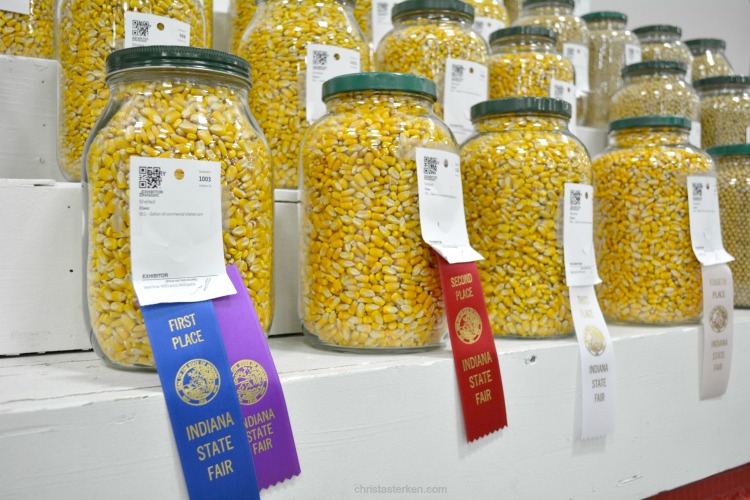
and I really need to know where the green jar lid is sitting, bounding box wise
[632,24,682,37]
[471,97,571,121]
[322,72,438,101]
[392,0,474,21]
[693,75,750,90]
[489,26,557,45]
[581,11,627,23]
[685,38,726,50]
[706,144,750,157]
[106,46,251,83]
[523,0,575,8]
[608,115,691,132]
[621,60,687,77]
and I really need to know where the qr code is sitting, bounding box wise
[376,2,389,15]
[312,50,328,67]
[139,166,165,189]
[474,20,484,31]
[451,64,464,80]
[132,19,149,38]
[552,84,566,98]
[423,156,438,178]
[571,189,581,206]
[692,182,703,199]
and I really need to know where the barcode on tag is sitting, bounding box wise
[132,19,149,38]
[692,181,703,199]
[376,2,388,14]
[571,189,581,206]
[312,50,328,67]
[451,64,465,80]
[139,166,166,189]
[625,44,642,65]
[423,156,439,179]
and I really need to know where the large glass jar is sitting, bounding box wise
[300,72,451,352]
[58,0,207,182]
[465,0,508,44]
[593,116,712,325]
[694,76,750,149]
[632,24,692,75]
[581,11,639,128]
[229,0,257,54]
[488,26,574,99]
[685,38,734,83]
[0,0,53,58]
[707,144,750,308]
[512,0,590,96]
[375,0,488,120]
[83,46,274,370]
[461,97,590,338]
[238,0,370,189]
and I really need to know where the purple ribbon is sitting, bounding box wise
[213,265,301,490]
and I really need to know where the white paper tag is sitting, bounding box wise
[689,120,702,148]
[563,184,601,287]
[473,17,506,45]
[746,126,750,143]
[443,58,488,144]
[416,148,483,264]
[563,42,590,94]
[686,66,693,84]
[129,157,237,306]
[699,263,734,399]
[570,285,616,439]
[372,0,398,50]
[624,44,642,65]
[572,0,591,17]
[687,175,734,266]
[0,0,30,15]
[305,43,361,124]
[550,78,577,134]
[124,12,190,48]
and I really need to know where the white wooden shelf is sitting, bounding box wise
[1,312,749,499]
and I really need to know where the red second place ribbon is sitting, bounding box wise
[436,253,507,441]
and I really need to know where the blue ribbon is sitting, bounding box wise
[141,300,260,500]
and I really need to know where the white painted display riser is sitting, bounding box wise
[1,313,749,499]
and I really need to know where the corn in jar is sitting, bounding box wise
[238,0,370,189]
[58,0,207,182]
[610,61,699,142]
[204,0,213,47]
[300,72,451,352]
[465,0,508,44]
[229,0,257,54]
[694,76,750,149]
[685,38,734,84]
[375,0,488,120]
[504,0,520,23]
[84,46,274,369]
[488,26,574,99]
[581,11,640,128]
[0,0,53,58]
[707,144,750,308]
[461,98,590,338]
[632,24,692,75]
[593,116,712,325]
[512,0,590,95]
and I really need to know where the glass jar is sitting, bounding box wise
[504,0,520,23]
[488,26,574,99]
[300,72,451,352]
[461,97,590,338]
[581,11,639,128]
[694,76,750,149]
[685,38,734,83]
[83,46,274,370]
[465,0,508,44]
[229,0,257,54]
[375,0,488,120]
[609,61,699,142]
[512,0,590,95]
[58,0,207,182]
[707,144,750,308]
[632,24,692,75]
[593,116,712,325]
[204,0,213,47]
[0,0,53,58]
[238,0,370,189]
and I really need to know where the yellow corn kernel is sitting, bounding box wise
[0,0,54,59]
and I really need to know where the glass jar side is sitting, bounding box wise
[609,71,698,122]
[699,85,750,149]
[0,0,54,58]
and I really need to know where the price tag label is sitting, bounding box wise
[372,0,398,51]
[746,125,750,143]
[624,44,642,65]
[124,12,190,47]
[689,121,702,148]
[687,176,734,266]
[550,78,577,135]
[305,44,361,124]
[0,0,29,15]
[563,42,590,94]
[563,184,601,287]
[443,58,488,145]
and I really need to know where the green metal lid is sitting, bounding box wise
[106,46,251,83]
[523,0,575,8]
[581,11,627,23]
[632,24,682,37]
[621,60,687,77]
[693,75,750,90]
[489,26,557,45]
[706,144,750,157]
[322,72,438,101]
[685,38,726,50]
[392,0,474,21]
[471,97,571,121]
[608,115,691,132]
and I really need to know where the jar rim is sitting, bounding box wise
[693,75,750,90]
[581,11,627,23]
[392,0,474,21]
[622,60,687,78]
[322,72,438,101]
[471,97,571,121]
[685,38,726,50]
[489,26,557,45]
[706,144,750,157]
[609,115,691,132]
[632,24,682,37]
